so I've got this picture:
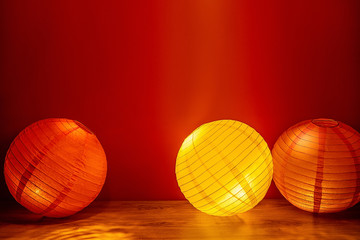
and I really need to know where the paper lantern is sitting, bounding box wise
[4,118,107,218]
[175,120,273,216]
[272,118,360,213]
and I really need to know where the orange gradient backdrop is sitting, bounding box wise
[1,1,360,200]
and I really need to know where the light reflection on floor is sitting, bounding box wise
[43,225,134,240]
[0,200,360,240]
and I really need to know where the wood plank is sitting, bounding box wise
[0,199,359,239]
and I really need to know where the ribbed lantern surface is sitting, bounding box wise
[272,118,360,213]
[4,118,107,218]
[176,120,273,216]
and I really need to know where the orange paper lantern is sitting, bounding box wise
[4,118,107,218]
[272,118,360,213]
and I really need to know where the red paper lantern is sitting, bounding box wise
[4,118,107,218]
[272,118,360,213]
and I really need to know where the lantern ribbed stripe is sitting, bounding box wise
[179,128,262,190]
[272,118,360,213]
[5,175,73,216]
[4,118,107,218]
[7,128,101,202]
[5,165,83,216]
[6,146,91,207]
[187,151,272,214]
[5,122,94,211]
[332,127,360,208]
[201,157,272,215]
[6,150,97,206]
[176,120,273,216]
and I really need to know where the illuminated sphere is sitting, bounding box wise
[272,118,360,213]
[4,118,107,218]
[176,120,273,216]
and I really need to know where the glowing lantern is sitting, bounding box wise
[272,118,360,213]
[176,120,273,216]
[4,118,107,218]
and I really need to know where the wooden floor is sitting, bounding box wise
[0,199,359,240]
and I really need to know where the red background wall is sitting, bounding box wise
[1,1,360,201]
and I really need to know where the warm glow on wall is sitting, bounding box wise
[4,118,107,218]
[272,118,360,213]
[176,120,273,216]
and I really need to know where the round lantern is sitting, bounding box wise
[4,118,107,218]
[175,120,273,216]
[272,118,360,213]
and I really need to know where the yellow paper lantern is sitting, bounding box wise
[272,118,360,213]
[175,120,273,216]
